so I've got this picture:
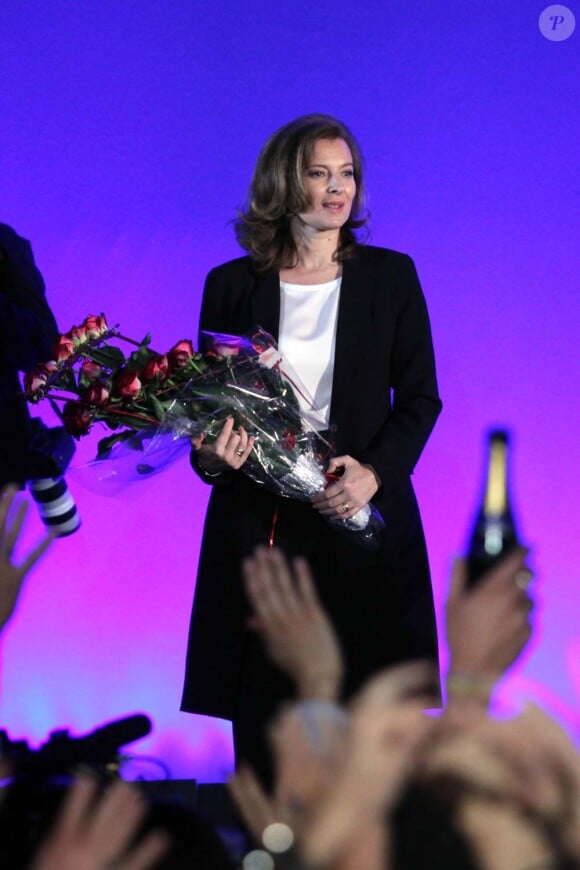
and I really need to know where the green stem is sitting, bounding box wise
[101,406,159,425]
[114,332,161,355]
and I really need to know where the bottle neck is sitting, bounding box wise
[483,438,508,517]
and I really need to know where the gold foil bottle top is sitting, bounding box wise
[483,432,508,517]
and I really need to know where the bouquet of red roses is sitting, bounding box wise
[25,315,384,547]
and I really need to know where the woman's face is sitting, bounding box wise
[298,137,356,233]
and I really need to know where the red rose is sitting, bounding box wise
[167,339,194,370]
[62,400,94,436]
[83,314,108,339]
[83,382,110,406]
[81,359,102,380]
[24,361,58,397]
[55,335,75,362]
[141,353,169,384]
[112,367,142,399]
[69,325,88,345]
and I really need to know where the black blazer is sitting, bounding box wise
[182,244,442,721]
[195,244,442,492]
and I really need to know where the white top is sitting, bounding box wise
[278,278,341,429]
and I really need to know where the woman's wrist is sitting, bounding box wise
[191,449,224,478]
[361,463,381,492]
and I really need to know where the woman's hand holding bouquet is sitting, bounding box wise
[24,315,384,547]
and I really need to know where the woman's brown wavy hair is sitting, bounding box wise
[234,114,369,270]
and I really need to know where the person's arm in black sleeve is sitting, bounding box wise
[189,266,237,486]
[0,224,59,370]
[358,255,442,490]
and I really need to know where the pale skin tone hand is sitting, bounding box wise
[311,455,379,521]
[419,705,579,870]
[467,704,580,859]
[348,659,439,713]
[230,542,350,850]
[269,702,348,815]
[227,763,277,845]
[421,734,557,870]
[303,705,432,870]
[30,773,170,870]
[0,484,55,632]
[302,662,438,869]
[242,545,343,700]
[229,758,386,870]
[229,666,437,870]
[190,415,254,474]
[443,547,533,717]
[459,794,556,870]
[229,700,348,847]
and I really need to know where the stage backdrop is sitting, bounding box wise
[1,1,578,782]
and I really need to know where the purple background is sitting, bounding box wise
[1,2,578,781]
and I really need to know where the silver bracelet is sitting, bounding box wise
[201,467,223,478]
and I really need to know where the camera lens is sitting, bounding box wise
[27,477,81,537]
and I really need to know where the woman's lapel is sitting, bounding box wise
[249,267,281,341]
[330,250,374,432]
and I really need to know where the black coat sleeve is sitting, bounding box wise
[188,265,238,486]
[357,254,441,487]
[0,224,59,370]
[0,225,59,486]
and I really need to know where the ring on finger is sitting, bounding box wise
[341,501,350,513]
[235,447,245,457]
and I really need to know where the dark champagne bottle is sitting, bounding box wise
[466,429,520,588]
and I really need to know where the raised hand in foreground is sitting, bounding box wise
[0,484,55,633]
[242,545,343,701]
[444,547,534,712]
[30,773,170,870]
[418,703,580,870]
[300,661,438,870]
[229,662,438,870]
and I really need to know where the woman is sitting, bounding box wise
[181,114,442,784]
